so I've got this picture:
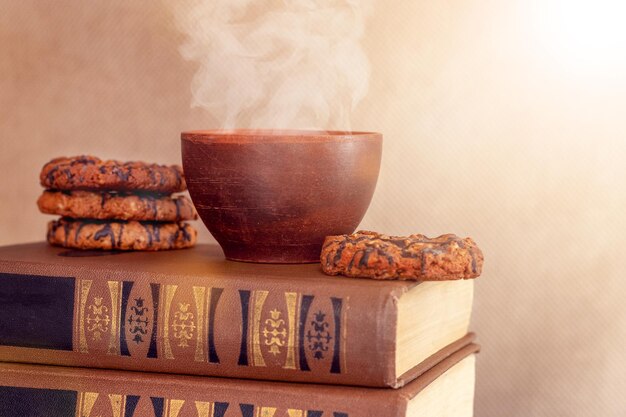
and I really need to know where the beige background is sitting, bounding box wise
[1,1,625,416]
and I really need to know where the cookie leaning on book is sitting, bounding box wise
[321,230,484,281]
[37,155,198,251]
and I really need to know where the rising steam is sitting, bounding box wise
[173,0,373,130]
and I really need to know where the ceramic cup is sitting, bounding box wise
[181,129,382,263]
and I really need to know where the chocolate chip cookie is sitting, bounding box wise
[37,190,197,222]
[47,218,197,251]
[321,230,483,281]
[40,155,186,194]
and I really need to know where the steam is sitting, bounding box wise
[174,0,373,130]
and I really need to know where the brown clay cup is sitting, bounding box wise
[181,129,382,263]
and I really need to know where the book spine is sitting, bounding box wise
[0,362,406,417]
[0,261,396,387]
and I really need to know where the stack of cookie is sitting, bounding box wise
[37,155,198,251]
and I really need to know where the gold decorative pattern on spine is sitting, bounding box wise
[284,292,298,369]
[195,401,214,417]
[86,297,110,342]
[172,302,196,348]
[263,309,286,356]
[107,281,122,356]
[75,391,98,417]
[294,295,301,368]
[162,284,178,359]
[77,280,92,354]
[287,410,304,417]
[108,394,124,417]
[193,286,207,362]
[165,399,185,417]
[251,290,268,367]
[257,407,277,417]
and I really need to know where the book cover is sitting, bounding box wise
[0,342,479,417]
[0,243,473,388]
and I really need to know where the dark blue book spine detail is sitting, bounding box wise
[307,411,323,417]
[125,394,140,417]
[298,295,314,371]
[238,290,251,366]
[208,287,224,363]
[330,297,343,374]
[0,386,77,417]
[214,402,229,417]
[150,396,164,417]
[0,273,75,351]
[120,281,134,357]
[240,403,255,417]
[147,283,160,358]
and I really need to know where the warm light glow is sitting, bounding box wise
[531,0,626,75]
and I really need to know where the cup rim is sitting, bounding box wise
[181,129,381,143]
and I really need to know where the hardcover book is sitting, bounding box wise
[0,342,479,417]
[0,243,474,388]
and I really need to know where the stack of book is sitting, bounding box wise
[0,243,479,417]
